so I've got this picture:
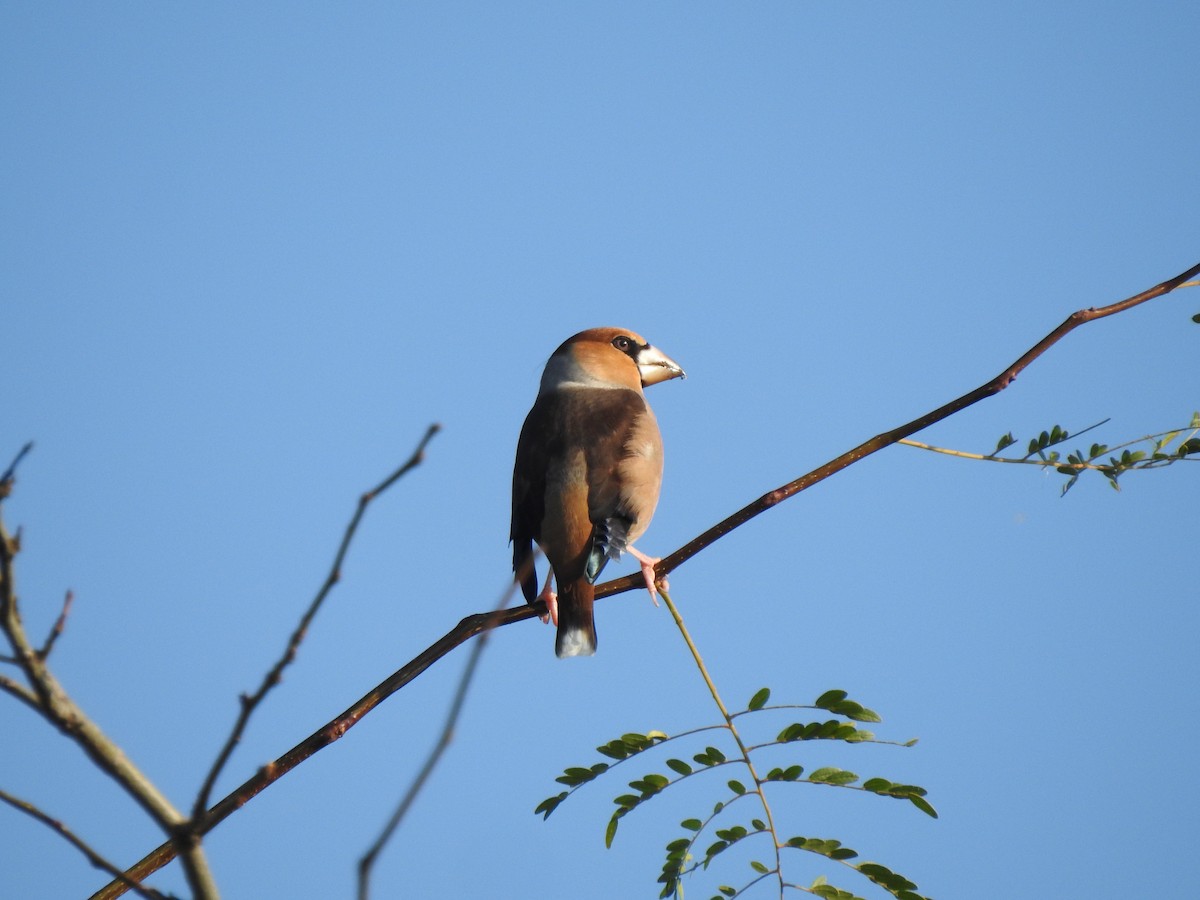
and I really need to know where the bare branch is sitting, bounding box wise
[357,584,516,900]
[1,453,218,898]
[36,590,74,661]
[192,424,441,817]
[0,441,34,490]
[90,259,1200,898]
[0,788,172,900]
[0,670,40,709]
[646,260,1200,582]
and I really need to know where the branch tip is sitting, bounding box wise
[1,441,35,486]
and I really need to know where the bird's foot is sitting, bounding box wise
[627,546,665,607]
[538,587,559,626]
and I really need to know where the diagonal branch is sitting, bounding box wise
[91,259,1200,898]
[0,441,34,489]
[356,584,516,900]
[0,789,172,900]
[36,590,74,661]
[192,423,440,817]
[2,454,216,896]
[648,260,1200,579]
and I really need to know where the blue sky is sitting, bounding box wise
[3,3,1198,898]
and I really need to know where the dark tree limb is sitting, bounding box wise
[356,586,516,900]
[192,424,441,818]
[90,259,1200,898]
[0,789,172,900]
[2,455,218,897]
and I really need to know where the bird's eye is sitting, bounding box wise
[612,336,633,352]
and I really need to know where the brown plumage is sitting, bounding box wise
[511,327,685,657]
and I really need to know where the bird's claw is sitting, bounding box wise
[628,547,664,607]
[539,590,559,627]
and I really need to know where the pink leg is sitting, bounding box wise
[627,546,665,607]
[538,569,559,626]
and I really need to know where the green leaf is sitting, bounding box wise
[666,758,693,776]
[814,689,848,707]
[597,740,629,760]
[727,780,747,795]
[681,818,703,831]
[861,778,939,818]
[909,794,939,818]
[857,862,921,894]
[748,686,771,711]
[706,746,727,764]
[605,813,620,848]
[993,431,1016,454]
[817,719,843,738]
[813,691,882,722]
[534,792,567,820]
[629,773,669,795]
[750,860,769,874]
[556,765,600,786]
[809,767,859,785]
[811,879,868,900]
[785,836,860,861]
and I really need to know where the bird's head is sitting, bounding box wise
[540,327,686,394]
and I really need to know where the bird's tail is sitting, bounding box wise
[555,579,597,658]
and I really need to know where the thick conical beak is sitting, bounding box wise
[637,345,686,387]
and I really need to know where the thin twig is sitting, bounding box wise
[2,453,219,899]
[900,422,1200,470]
[92,259,1200,898]
[356,582,516,900]
[659,587,784,894]
[0,441,34,488]
[0,670,42,708]
[192,424,440,818]
[0,788,172,900]
[646,260,1200,582]
[36,590,74,661]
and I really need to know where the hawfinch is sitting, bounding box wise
[511,327,685,658]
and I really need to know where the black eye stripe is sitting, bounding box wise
[611,335,642,360]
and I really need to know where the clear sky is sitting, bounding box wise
[3,3,1198,898]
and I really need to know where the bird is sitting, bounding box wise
[511,327,685,658]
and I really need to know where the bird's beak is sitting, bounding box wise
[637,345,686,386]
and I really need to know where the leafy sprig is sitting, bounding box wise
[903,413,1200,495]
[537,652,935,899]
